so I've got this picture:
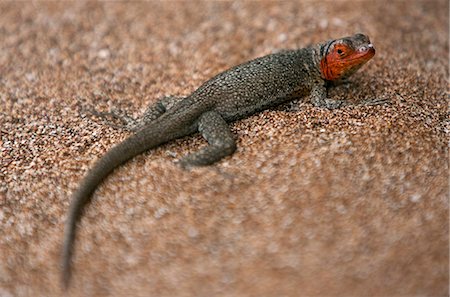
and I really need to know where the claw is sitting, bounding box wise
[323,98,345,109]
[360,98,391,106]
[84,107,141,131]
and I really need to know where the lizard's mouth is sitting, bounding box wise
[339,43,375,69]
[351,43,375,62]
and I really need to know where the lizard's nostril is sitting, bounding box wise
[359,44,374,52]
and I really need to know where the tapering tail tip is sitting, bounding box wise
[60,249,72,290]
[61,222,75,291]
[61,270,71,291]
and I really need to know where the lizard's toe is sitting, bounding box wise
[360,98,391,106]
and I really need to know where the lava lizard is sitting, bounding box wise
[62,33,382,288]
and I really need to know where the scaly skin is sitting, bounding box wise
[62,33,377,288]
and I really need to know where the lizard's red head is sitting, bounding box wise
[320,33,375,81]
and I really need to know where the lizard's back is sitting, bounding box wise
[190,47,318,121]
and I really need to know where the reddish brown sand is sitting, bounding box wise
[0,1,448,297]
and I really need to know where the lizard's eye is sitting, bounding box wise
[335,45,350,57]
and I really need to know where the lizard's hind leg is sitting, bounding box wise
[141,95,184,125]
[87,95,185,132]
[87,108,139,131]
[179,111,236,168]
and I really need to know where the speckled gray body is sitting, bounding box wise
[62,33,379,288]
[195,49,320,120]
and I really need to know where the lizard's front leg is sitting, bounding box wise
[310,83,389,109]
[310,83,346,109]
[179,111,236,168]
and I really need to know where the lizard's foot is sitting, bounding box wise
[178,111,236,170]
[312,97,390,110]
[314,98,348,110]
[85,107,143,132]
[178,141,236,170]
[358,97,391,106]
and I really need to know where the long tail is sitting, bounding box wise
[61,102,201,289]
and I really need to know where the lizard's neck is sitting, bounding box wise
[308,44,326,81]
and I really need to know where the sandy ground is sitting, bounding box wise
[0,1,448,297]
